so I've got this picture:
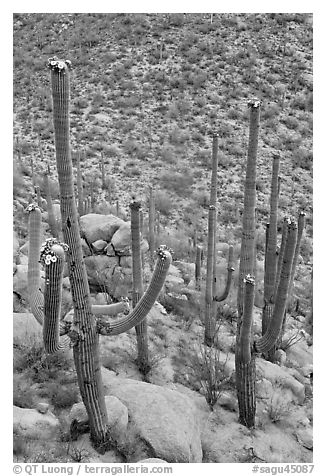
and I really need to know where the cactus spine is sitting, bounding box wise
[48,57,171,450]
[130,199,149,375]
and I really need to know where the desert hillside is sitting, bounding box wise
[13,13,313,465]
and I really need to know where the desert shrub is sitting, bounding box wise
[14,339,73,382]
[123,139,147,160]
[46,382,80,409]
[160,171,194,197]
[155,228,192,260]
[191,342,232,409]
[154,190,174,216]
[169,126,190,146]
[169,13,185,26]
[13,376,36,408]
[267,388,292,423]
[13,162,27,199]
[291,147,312,171]
[159,144,177,164]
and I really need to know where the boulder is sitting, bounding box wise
[137,459,168,463]
[256,378,274,400]
[13,312,42,341]
[111,223,131,255]
[218,391,238,412]
[84,255,119,286]
[70,396,128,443]
[80,213,125,244]
[295,428,313,450]
[92,239,108,252]
[285,338,313,368]
[101,370,202,463]
[256,357,305,404]
[13,264,45,304]
[13,405,59,440]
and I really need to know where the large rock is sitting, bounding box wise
[80,214,125,244]
[13,264,45,304]
[256,357,305,404]
[70,396,128,443]
[13,405,59,440]
[84,255,119,286]
[295,427,313,450]
[101,370,202,463]
[13,312,42,341]
[111,223,148,256]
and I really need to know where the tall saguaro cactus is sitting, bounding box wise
[47,57,171,450]
[204,133,234,345]
[262,153,280,336]
[235,99,260,427]
[130,199,149,375]
[148,186,155,265]
[237,99,261,317]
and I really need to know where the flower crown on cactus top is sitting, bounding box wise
[156,245,173,259]
[47,57,72,73]
[25,203,40,213]
[40,238,69,266]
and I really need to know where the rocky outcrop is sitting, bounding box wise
[70,395,128,444]
[13,405,59,440]
[101,369,202,463]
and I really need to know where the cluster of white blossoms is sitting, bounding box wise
[156,244,173,260]
[25,203,39,213]
[47,57,72,72]
[40,238,69,266]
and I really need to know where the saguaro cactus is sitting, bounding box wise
[148,186,155,264]
[236,275,256,428]
[130,199,149,375]
[44,165,59,239]
[237,99,261,317]
[235,99,260,427]
[47,57,171,450]
[205,134,234,345]
[41,239,71,353]
[76,150,84,217]
[262,153,280,336]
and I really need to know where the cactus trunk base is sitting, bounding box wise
[73,330,110,450]
[236,353,256,428]
[135,320,150,375]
